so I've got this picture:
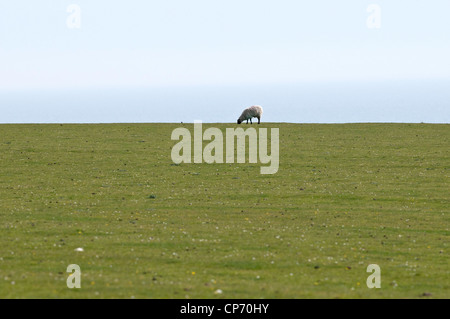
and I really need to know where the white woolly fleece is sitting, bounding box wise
[238,105,263,123]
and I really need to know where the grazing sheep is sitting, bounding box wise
[237,105,263,124]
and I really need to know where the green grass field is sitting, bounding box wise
[0,123,448,299]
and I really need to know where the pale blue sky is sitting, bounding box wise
[1,0,449,89]
[0,1,449,123]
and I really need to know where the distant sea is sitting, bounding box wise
[1,80,449,123]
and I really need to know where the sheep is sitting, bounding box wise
[237,105,263,124]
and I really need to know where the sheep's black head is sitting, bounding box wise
[237,119,242,124]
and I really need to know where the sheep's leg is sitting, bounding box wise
[257,117,260,124]
[250,118,253,124]
[246,119,249,124]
